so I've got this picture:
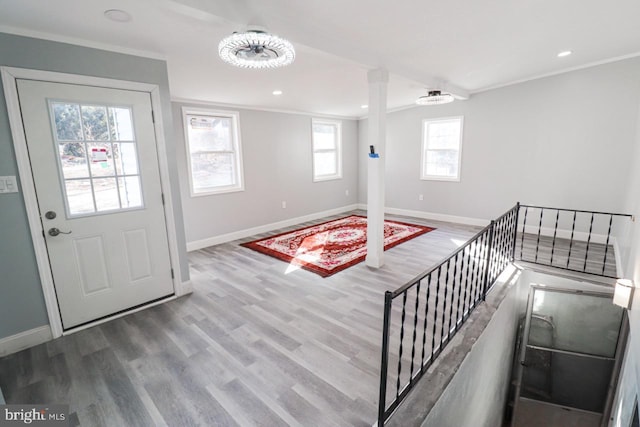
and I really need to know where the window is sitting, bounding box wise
[312,118,342,182]
[50,101,144,217]
[183,107,244,196]
[421,116,464,181]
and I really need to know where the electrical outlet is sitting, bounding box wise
[345,189,349,196]
[282,201,287,209]
[419,194,424,201]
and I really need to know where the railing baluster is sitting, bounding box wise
[567,211,577,268]
[409,281,421,383]
[519,205,528,260]
[440,261,450,344]
[378,291,392,425]
[462,244,472,319]
[534,208,544,263]
[583,213,595,272]
[550,209,560,266]
[396,291,408,398]
[511,204,519,262]
[420,273,432,367]
[455,250,465,329]
[431,267,442,358]
[448,254,458,337]
[602,215,614,276]
[471,238,481,308]
[483,223,495,298]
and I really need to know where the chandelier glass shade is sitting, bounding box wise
[416,90,454,106]
[218,30,295,69]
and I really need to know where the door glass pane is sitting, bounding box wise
[52,103,82,141]
[114,143,139,175]
[81,105,109,141]
[118,177,143,209]
[65,180,95,215]
[521,348,614,413]
[109,107,134,141]
[58,143,89,178]
[88,143,115,177]
[530,289,622,357]
[94,178,120,211]
[50,102,145,217]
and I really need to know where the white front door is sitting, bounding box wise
[17,79,174,329]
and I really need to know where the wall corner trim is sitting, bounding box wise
[178,280,194,296]
[0,325,52,358]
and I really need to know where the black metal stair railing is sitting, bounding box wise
[377,203,519,425]
[377,202,633,425]
[515,205,633,278]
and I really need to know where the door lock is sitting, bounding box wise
[48,227,72,237]
[44,211,57,220]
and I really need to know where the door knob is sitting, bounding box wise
[48,227,72,237]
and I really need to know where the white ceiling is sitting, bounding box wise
[1,0,640,118]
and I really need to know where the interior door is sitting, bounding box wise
[17,79,174,329]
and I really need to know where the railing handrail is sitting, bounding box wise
[390,223,493,299]
[519,204,632,218]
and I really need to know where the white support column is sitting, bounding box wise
[366,68,388,268]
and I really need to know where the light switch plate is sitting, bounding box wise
[0,176,18,194]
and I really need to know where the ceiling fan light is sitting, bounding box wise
[219,30,295,69]
[416,90,454,106]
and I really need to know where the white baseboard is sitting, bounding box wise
[521,224,610,245]
[613,238,624,278]
[0,325,52,357]
[356,203,490,227]
[187,204,361,251]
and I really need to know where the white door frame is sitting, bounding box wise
[1,66,191,339]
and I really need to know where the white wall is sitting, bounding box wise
[173,102,359,247]
[610,92,640,427]
[421,270,526,427]
[360,57,640,222]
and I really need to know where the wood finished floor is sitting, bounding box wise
[0,211,482,427]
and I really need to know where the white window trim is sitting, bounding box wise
[182,106,245,197]
[312,118,343,182]
[420,116,464,182]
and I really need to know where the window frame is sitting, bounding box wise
[420,116,464,182]
[311,118,343,182]
[182,107,245,197]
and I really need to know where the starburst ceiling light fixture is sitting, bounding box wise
[416,90,455,106]
[219,28,295,69]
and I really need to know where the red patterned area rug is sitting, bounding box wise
[241,215,435,277]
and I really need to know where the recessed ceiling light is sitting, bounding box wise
[104,9,132,23]
[272,90,283,95]
[361,104,368,109]
[557,50,572,58]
